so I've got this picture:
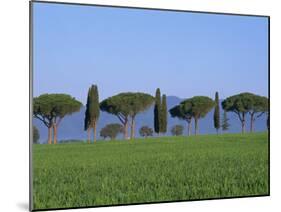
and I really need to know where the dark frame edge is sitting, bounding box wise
[31,0,270,18]
[29,1,34,211]
[31,194,270,212]
[267,16,270,196]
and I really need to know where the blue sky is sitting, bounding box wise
[33,2,268,104]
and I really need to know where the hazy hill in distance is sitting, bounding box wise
[33,96,267,143]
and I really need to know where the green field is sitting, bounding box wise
[32,132,269,210]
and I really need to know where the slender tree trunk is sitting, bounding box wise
[241,112,245,133]
[250,114,254,132]
[187,121,192,136]
[47,126,52,144]
[242,121,245,133]
[130,117,135,140]
[53,124,57,144]
[124,120,128,139]
[93,122,97,143]
[87,127,91,144]
[195,118,199,135]
[216,129,219,135]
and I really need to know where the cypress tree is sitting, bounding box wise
[154,88,161,134]
[222,110,230,132]
[89,85,100,143]
[213,91,220,134]
[161,94,167,134]
[84,88,91,143]
[84,85,100,143]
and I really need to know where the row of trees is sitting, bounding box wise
[33,85,268,144]
[99,124,190,140]
[169,92,268,136]
[99,124,154,140]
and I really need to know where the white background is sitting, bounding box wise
[0,0,280,211]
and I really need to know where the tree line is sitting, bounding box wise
[33,85,268,144]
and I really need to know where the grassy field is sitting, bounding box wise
[32,132,269,210]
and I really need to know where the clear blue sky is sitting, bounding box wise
[33,2,268,104]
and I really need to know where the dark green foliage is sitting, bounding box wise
[171,125,184,136]
[33,94,82,143]
[33,132,268,209]
[89,85,100,124]
[33,126,40,144]
[100,92,154,139]
[100,123,124,140]
[248,94,268,132]
[100,93,131,119]
[222,92,252,133]
[100,92,154,118]
[139,126,153,138]
[184,96,215,119]
[160,94,167,134]
[154,88,161,134]
[84,85,100,142]
[213,92,220,134]
[169,103,192,136]
[181,96,215,135]
[222,92,268,133]
[221,110,230,132]
[100,93,130,139]
[84,88,91,131]
[33,94,82,122]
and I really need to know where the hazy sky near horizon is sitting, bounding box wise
[33,2,268,104]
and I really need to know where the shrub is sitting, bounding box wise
[139,126,153,138]
[171,125,184,136]
[100,123,124,140]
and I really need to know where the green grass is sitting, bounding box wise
[33,132,269,210]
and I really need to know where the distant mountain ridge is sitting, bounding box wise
[33,96,267,143]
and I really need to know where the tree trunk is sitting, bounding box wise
[187,121,191,136]
[216,129,219,135]
[47,126,52,144]
[124,120,128,139]
[242,121,245,133]
[250,114,254,132]
[93,122,97,143]
[53,124,57,144]
[130,117,135,140]
[195,118,199,135]
[87,127,91,144]
[241,112,245,133]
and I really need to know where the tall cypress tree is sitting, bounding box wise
[154,88,161,134]
[84,85,100,143]
[84,88,91,143]
[90,85,100,142]
[161,94,167,134]
[213,91,220,134]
